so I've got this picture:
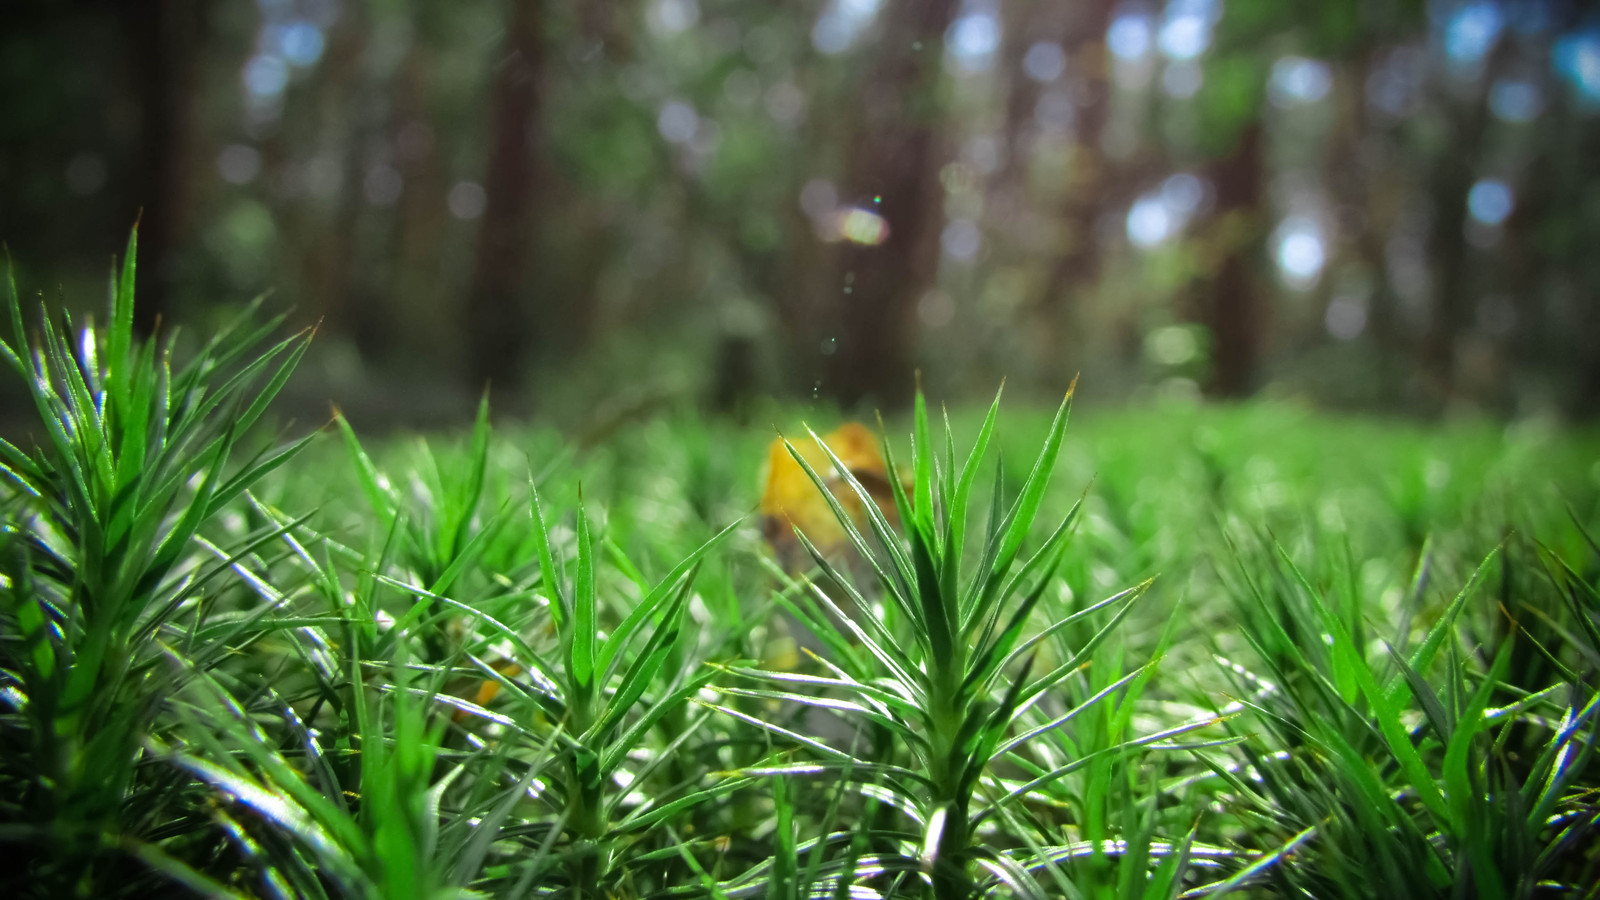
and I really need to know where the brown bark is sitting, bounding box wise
[1201,121,1265,398]
[122,0,204,335]
[1420,39,1509,409]
[820,0,959,409]
[1031,0,1121,356]
[464,0,544,393]
[305,15,371,348]
[1332,53,1406,402]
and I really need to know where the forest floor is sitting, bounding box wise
[3,266,1599,897]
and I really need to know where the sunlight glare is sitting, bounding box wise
[1273,216,1326,289]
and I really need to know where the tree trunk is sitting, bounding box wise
[123,0,203,335]
[1031,0,1121,378]
[1201,120,1265,398]
[1420,39,1506,410]
[820,0,959,409]
[464,0,544,394]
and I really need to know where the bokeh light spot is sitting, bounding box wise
[364,165,403,206]
[1553,30,1600,105]
[1273,216,1326,288]
[1127,195,1173,248]
[813,0,880,55]
[1160,172,1204,216]
[1145,325,1199,366]
[1023,41,1066,82]
[1489,78,1544,122]
[1325,297,1367,340]
[1107,14,1152,61]
[1442,2,1504,65]
[1467,178,1514,226]
[218,145,263,185]
[941,219,981,261]
[243,55,290,98]
[278,21,325,67]
[1269,56,1332,107]
[835,207,890,245]
[949,11,1001,71]
[448,181,487,220]
[648,0,700,37]
[657,101,699,143]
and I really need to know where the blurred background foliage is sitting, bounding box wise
[3,0,1600,427]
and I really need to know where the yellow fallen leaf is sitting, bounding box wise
[760,422,902,572]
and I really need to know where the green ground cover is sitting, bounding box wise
[2,242,1597,898]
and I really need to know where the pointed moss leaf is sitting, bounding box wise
[571,496,596,691]
[527,476,566,630]
[1389,545,1499,707]
[335,412,397,522]
[989,382,1075,591]
[598,517,740,681]
[793,430,915,602]
[912,384,935,545]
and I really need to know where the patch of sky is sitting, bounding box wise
[1273,215,1326,289]
[1108,12,1153,61]
[1127,195,1174,247]
[948,1,1001,73]
[813,0,880,55]
[1553,28,1600,107]
[1128,173,1207,248]
[1023,42,1067,82]
[648,0,700,37]
[1269,56,1332,107]
[657,101,699,143]
[243,54,290,98]
[1440,1,1504,66]
[269,20,325,67]
[1467,178,1514,226]
[1158,0,1219,62]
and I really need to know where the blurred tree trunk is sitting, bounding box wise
[993,0,1043,191]
[1334,52,1405,403]
[122,0,205,335]
[1421,40,1505,410]
[465,0,544,394]
[1031,0,1119,379]
[1553,108,1600,417]
[820,0,958,409]
[1200,121,1265,397]
[1420,124,1482,409]
[306,12,373,351]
